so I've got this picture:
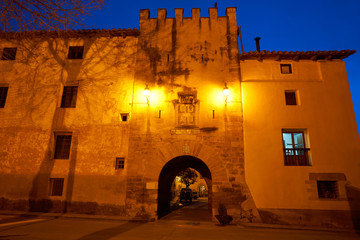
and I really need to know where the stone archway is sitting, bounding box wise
[157,155,212,218]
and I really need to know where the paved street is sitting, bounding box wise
[0,200,359,240]
[161,197,212,222]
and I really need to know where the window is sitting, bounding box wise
[0,87,8,108]
[280,64,292,74]
[68,46,84,59]
[61,86,78,108]
[1,48,17,60]
[49,178,64,196]
[54,134,72,159]
[317,181,338,199]
[116,157,125,169]
[120,113,129,122]
[285,91,297,105]
[282,130,310,166]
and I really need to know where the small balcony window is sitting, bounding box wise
[282,130,310,166]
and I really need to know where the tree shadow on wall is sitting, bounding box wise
[346,185,360,233]
[77,220,145,240]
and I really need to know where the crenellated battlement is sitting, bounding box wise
[139,6,238,38]
[138,7,239,71]
[139,7,237,20]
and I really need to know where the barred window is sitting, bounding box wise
[68,46,84,59]
[54,135,72,159]
[116,158,125,169]
[61,86,78,108]
[317,181,338,199]
[49,178,64,196]
[1,48,17,60]
[0,87,8,108]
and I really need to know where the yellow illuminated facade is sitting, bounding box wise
[0,7,359,229]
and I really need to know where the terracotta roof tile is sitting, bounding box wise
[0,28,140,39]
[239,50,356,60]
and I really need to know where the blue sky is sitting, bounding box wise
[84,0,360,134]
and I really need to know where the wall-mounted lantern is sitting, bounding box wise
[144,85,151,105]
[223,83,230,104]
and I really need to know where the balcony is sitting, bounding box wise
[283,148,310,166]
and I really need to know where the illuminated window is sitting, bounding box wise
[282,130,310,166]
[61,86,78,108]
[285,91,297,105]
[68,46,84,59]
[0,87,8,108]
[116,157,125,169]
[49,178,64,196]
[1,47,17,60]
[317,181,338,199]
[54,134,72,159]
[280,64,292,74]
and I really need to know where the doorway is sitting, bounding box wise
[157,155,212,220]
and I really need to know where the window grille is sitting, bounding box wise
[317,181,338,199]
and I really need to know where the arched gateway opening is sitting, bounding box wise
[157,155,212,219]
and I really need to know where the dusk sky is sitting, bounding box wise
[84,0,360,134]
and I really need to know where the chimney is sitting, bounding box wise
[254,37,261,52]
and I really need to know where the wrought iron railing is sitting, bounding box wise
[283,148,310,166]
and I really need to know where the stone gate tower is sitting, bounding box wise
[125,7,260,222]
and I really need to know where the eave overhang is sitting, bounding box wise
[0,28,140,39]
[239,50,356,61]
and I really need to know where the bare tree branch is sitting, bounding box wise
[0,0,104,32]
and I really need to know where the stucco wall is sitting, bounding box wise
[241,59,360,212]
[0,35,138,213]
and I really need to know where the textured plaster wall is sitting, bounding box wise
[0,35,138,213]
[241,59,360,211]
